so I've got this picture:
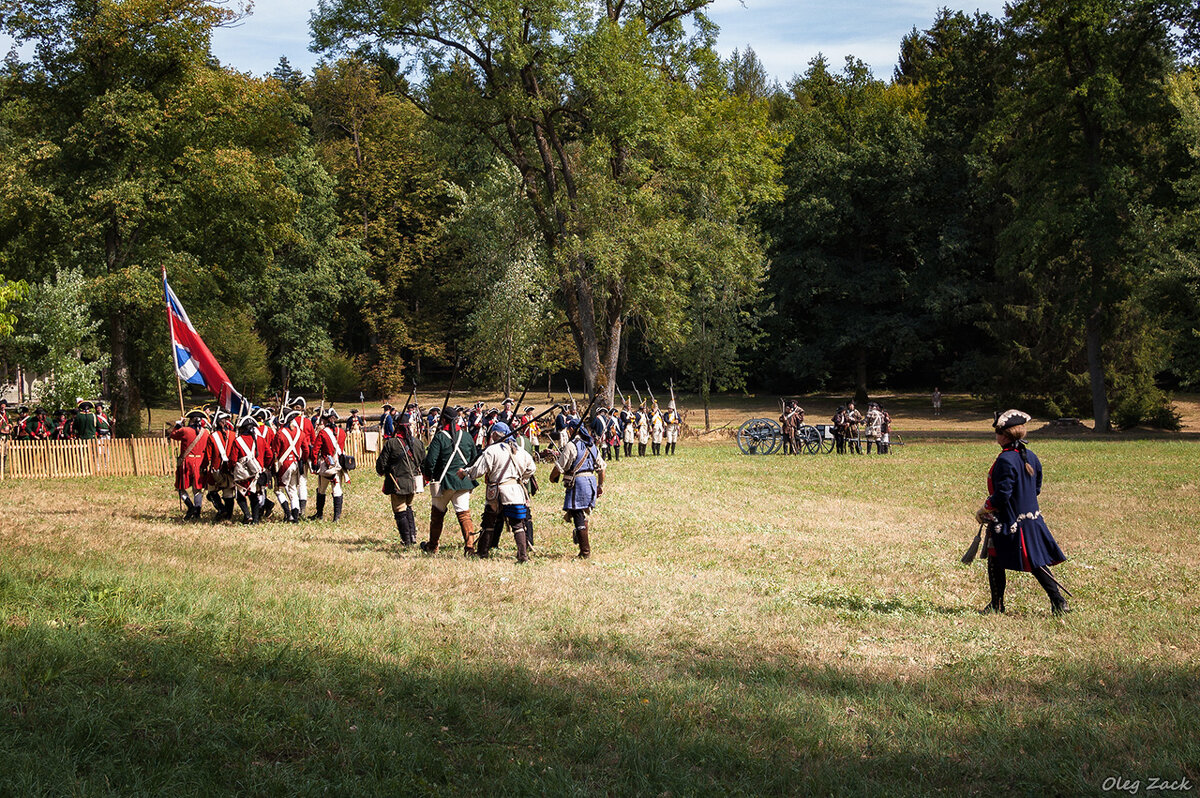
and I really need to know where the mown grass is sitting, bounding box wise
[1,436,1198,796]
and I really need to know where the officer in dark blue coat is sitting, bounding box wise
[975,409,1070,615]
[380,404,396,439]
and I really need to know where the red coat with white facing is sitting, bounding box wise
[312,424,346,469]
[271,423,308,473]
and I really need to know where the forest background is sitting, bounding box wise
[1,0,1199,434]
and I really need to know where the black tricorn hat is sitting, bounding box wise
[381,403,394,411]
[290,396,307,409]
[993,409,1031,432]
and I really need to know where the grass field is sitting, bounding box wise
[2,426,1198,794]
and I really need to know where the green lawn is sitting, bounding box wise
[1,438,1197,795]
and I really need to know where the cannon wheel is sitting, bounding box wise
[737,418,781,455]
[797,425,822,454]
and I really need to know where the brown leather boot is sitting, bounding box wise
[513,520,529,563]
[456,510,476,555]
[421,507,446,553]
[577,521,591,558]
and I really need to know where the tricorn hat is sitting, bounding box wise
[381,403,394,411]
[993,409,1031,432]
[76,400,93,411]
[524,406,535,413]
[323,407,340,421]
[280,409,301,426]
[238,415,256,431]
[290,396,307,409]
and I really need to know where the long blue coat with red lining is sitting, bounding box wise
[984,443,1066,572]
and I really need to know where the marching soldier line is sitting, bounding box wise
[164,392,682,562]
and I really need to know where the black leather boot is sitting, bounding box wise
[332,495,343,522]
[236,494,252,524]
[310,493,325,520]
[393,510,405,541]
[403,507,417,545]
[983,557,1006,614]
[1034,567,1071,615]
[251,495,261,525]
[299,499,307,520]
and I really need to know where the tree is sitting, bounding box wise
[673,271,764,430]
[0,0,308,431]
[764,57,929,403]
[983,0,1197,429]
[12,268,109,410]
[307,57,456,394]
[311,0,777,405]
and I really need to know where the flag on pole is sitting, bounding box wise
[163,269,248,415]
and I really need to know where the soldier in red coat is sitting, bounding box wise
[252,407,277,519]
[272,409,309,523]
[170,410,211,521]
[289,397,315,517]
[204,410,238,522]
[231,416,266,524]
[311,408,349,521]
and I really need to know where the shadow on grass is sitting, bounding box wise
[0,570,1196,797]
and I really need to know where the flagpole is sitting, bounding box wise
[163,267,185,417]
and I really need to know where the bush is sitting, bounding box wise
[319,352,360,401]
[1112,387,1182,431]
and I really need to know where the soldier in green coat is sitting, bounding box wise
[73,401,98,440]
[419,414,481,555]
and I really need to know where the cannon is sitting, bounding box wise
[736,418,781,455]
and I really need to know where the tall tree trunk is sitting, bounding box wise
[1086,306,1110,432]
[600,316,622,407]
[854,348,869,407]
[110,314,141,435]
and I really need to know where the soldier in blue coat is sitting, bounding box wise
[975,409,1070,615]
[550,420,605,558]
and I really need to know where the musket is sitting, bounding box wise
[439,356,461,427]
[633,383,643,406]
[645,380,656,407]
[568,389,601,442]
[565,379,576,412]
[669,377,676,406]
[403,378,417,417]
[616,383,627,406]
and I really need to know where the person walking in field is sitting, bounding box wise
[932,388,942,416]
[171,409,210,521]
[975,409,1070,615]
[550,419,605,558]
[419,410,479,555]
[204,410,238,522]
[459,422,537,563]
[271,408,309,524]
[232,415,265,525]
[311,408,351,522]
[376,410,426,545]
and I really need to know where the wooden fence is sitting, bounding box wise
[0,433,375,481]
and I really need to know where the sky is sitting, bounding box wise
[201,0,1010,82]
[0,1,1011,82]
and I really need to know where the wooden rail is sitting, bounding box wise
[0,433,374,481]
